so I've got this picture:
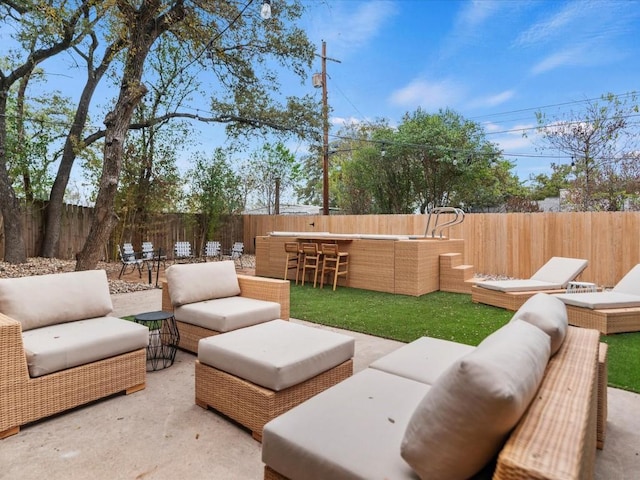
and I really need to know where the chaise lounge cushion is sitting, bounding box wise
[368,336,475,385]
[511,293,568,355]
[0,270,113,331]
[166,261,241,307]
[477,257,588,293]
[401,320,550,479]
[198,320,354,391]
[262,368,429,480]
[174,296,281,333]
[21,317,149,377]
[553,291,640,310]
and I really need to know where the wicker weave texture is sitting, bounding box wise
[0,313,146,438]
[598,342,608,449]
[196,359,353,442]
[470,286,568,311]
[494,327,599,480]
[567,305,640,334]
[439,253,475,294]
[264,466,289,480]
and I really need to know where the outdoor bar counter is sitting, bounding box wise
[255,232,465,296]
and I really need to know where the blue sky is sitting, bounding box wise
[287,0,640,182]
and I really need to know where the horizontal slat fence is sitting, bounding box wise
[3,204,638,288]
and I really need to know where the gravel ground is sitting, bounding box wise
[0,255,257,294]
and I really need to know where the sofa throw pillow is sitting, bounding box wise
[166,260,241,306]
[400,320,550,480]
[510,292,568,356]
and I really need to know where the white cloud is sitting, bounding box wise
[516,2,584,47]
[530,45,587,75]
[389,78,464,110]
[313,1,398,56]
[468,90,516,109]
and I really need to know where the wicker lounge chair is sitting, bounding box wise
[471,256,588,310]
[553,264,640,334]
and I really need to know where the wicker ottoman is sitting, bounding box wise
[196,320,355,441]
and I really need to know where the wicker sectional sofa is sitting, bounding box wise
[161,260,290,353]
[0,270,149,439]
[262,293,603,480]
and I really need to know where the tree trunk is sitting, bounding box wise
[75,1,186,271]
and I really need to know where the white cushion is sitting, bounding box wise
[554,291,640,310]
[477,279,562,292]
[22,317,149,377]
[198,320,354,391]
[262,368,429,480]
[369,336,474,385]
[166,261,240,306]
[511,293,568,355]
[174,296,280,332]
[613,264,640,295]
[0,270,113,331]
[401,320,550,479]
[530,256,588,284]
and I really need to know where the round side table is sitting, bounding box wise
[133,311,180,371]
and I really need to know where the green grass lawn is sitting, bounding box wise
[290,284,640,393]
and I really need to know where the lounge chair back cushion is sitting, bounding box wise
[166,260,241,307]
[401,320,550,479]
[613,263,640,295]
[510,293,568,355]
[0,270,113,331]
[530,257,588,285]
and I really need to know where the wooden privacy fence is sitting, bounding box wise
[244,212,640,287]
[4,204,639,288]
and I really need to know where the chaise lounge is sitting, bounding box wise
[554,263,640,334]
[471,256,589,310]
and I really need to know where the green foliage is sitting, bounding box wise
[534,92,640,211]
[185,148,243,238]
[242,142,300,212]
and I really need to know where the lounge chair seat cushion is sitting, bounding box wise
[22,317,149,377]
[477,257,588,293]
[368,336,474,385]
[174,296,280,333]
[554,291,640,310]
[511,293,568,355]
[262,368,429,480]
[198,320,354,391]
[0,270,113,331]
[401,320,550,479]
[477,279,562,292]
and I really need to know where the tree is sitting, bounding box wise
[244,142,299,213]
[534,92,640,211]
[76,0,318,270]
[0,1,101,263]
[185,148,243,244]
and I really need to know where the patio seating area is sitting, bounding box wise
[1,288,640,479]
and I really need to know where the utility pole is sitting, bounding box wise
[314,41,340,215]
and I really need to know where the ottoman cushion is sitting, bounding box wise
[198,320,354,391]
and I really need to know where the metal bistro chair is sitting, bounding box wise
[320,243,349,291]
[283,241,303,284]
[229,242,244,268]
[203,241,222,261]
[173,241,194,263]
[301,242,322,288]
[141,241,167,270]
[118,244,143,279]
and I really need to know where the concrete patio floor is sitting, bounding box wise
[2,288,640,479]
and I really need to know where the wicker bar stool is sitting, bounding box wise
[283,241,303,284]
[301,242,322,287]
[320,243,349,291]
